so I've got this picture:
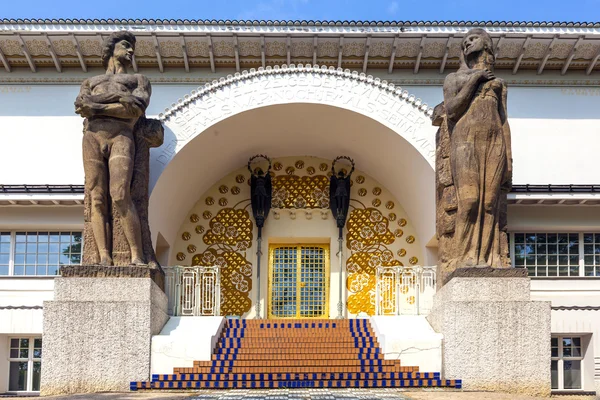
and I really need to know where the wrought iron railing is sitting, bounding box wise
[375,265,437,316]
[164,266,221,316]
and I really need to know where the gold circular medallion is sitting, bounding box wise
[235,174,245,183]
[372,198,381,207]
[273,162,283,171]
[399,218,407,227]
[358,188,367,197]
[394,229,403,238]
[231,186,241,195]
[203,211,212,220]
[372,187,382,196]
[295,160,304,169]
[219,185,229,194]
[176,252,186,261]
[409,256,418,265]
[356,175,365,184]
[190,214,199,223]
[306,166,315,175]
[181,232,191,241]
[397,249,407,257]
[285,166,295,175]
[319,163,328,171]
[388,213,397,221]
[205,197,214,206]
[386,201,394,209]
[195,225,205,234]
[219,198,228,207]
[187,244,197,254]
[406,235,415,244]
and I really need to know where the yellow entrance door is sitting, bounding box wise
[268,244,329,319]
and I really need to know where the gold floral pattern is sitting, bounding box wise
[271,175,330,209]
[203,208,253,246]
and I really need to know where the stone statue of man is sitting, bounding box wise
[75,31,151,266]
[437,28,512,283]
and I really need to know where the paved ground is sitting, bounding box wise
[5,389,599,400]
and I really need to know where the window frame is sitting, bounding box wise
[6,336,42,393]
[0,231,83,277]
[551,335,584,391]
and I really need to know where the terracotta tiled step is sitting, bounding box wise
[133,379,461,390]
[174,366,418,374]
[154,371,440,382]
[216,346,379,354]
[195,359,400,368]
[212,353,384,361]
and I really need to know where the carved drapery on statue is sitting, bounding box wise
[76,31,163,269]
[436,28,513,286]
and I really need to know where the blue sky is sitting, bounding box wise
[2,0,599,22]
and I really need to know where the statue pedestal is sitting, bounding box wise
[40,271,169,395]
[427,274,551,396]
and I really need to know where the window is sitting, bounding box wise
[583,234,600,276]
[0,231,82,276]
[551,336,583,390]
[8,337,42,392]
[512,233,579,277]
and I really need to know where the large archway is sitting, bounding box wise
[148,65,438,266]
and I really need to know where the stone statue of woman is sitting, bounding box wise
[442,28,512,270]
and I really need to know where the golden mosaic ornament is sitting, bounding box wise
[358,188,367,197]
[181,232,191,241]
[372,198,381,207]
[409,256,418,265]
[372,187,382,196]
[187,244,197,254]
[219,198,228,206]
[306,166,315,175]
[397,249,407,257]
[176,252,186,261]
[406,235,415,244]
[295,160,305,169]
[205,197,215,206]
[386,201,395,210]
[203,211,213,220]
[231,186,241,195]
[356,175,365,184]
[319,163,328,171]
[388,213,397,221]
[271,175,329,209]
[399,218,407,227]
[203,208,253,246]
[285,166,295,175]
[190,214,200,223]
[273,162,283,171]
[345,208,394,248]
[394,229,404,238]
[236,174,245,183]
[195,225,205,234]
[219,185,229,194]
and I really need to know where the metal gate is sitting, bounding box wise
[375,265,436,315]
[164,266,221,316]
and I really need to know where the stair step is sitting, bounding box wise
[212,354,384,361]
[174,367,418,374]
[153,372,440,382]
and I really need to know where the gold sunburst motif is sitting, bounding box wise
[236,174,245,183]
[190,214,200,223]
[231,186,241,195]
[399,218,407,227]
[181,232,191,241]
[388,213,397,221]
[358,188,367,197]
[295,160,304,169]
[273,162,283,171]
[203,211,212,220]
[306,166,315,175]
[356,175,365,184]
[394,229,403,238]
[397,249,407,257]
[205,197,215,206]
[176,252,186,261]
[372,198,381,207]
[219,198,228,206]
[195,225,205,234]
[219,185,229,194]
[409,256,418,265]
[406,235,415,244]
[187,244,197,254]
[386,201,395,209]
[372,187,382,196]
[319,163,328,171]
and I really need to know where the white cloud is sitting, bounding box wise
[387,1,399,15]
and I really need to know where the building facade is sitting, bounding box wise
[0,19,599,394]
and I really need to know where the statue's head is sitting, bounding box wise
[102,31,136,70]
[460,28,495,69]
[255,167,264,177]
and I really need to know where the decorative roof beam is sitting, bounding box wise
[233,34,240,72]
[74,199,82,205]
[312,36,318,65]
[362,35,371,73]
[8,200,16,205]
[0,44,11,72]
[494,35,505,61]
[70,34,86,72]
[286,35,291,65]
[260,35,266,68]
[512,35,532,75]
[537,35,558,75]
[337,36,344,69]
[388,35,399,74]
[207,34,215,73]
[43,34,61,72]
[561,36,584,75]
[180,34,190,72]
[152,34,164,73]
[414,36,426,74]
[439,35,453,74]
[586,44,600,75]
[15,33,36,72]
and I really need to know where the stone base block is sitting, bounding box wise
[40,277,168,396]
[427,277,551,396]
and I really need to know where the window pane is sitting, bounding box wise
[34,338,42,348]
[19,349,28,358]
[10,348,18,358]
[563,360,581,389]
[20,339,29,348]
[551,360,558,390]
[33,348,42,358]
[0,265,8,275]
[32,362,41,391]
[8,362,27,391]
[10,338,18,348]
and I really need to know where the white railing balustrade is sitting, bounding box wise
[375,265,437,316]
[164,266,221,316]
